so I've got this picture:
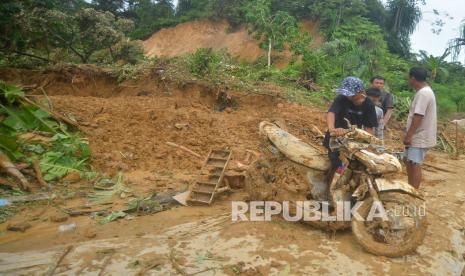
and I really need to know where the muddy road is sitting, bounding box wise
[0,71,464,275]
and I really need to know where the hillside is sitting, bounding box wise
[142,19,323,67]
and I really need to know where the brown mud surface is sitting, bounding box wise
[0,69,464,275]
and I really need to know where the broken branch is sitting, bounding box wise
[32,159,48,189]
[21,96,80,129]
[0,151,32,191]
[423,162,455,174]
[166,142,203,159]
[46,245,73,276]
[169,249,188,276]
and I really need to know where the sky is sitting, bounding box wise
[406,0,464,62]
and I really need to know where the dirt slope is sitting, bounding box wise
[142,19,323,66]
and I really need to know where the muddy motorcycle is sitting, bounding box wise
[258,121,427,257]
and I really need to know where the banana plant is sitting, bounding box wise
[417,49,450,81]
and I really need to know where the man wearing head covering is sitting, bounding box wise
[323,76,378,169]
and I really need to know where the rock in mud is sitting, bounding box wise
[84,229,97,239]
[62,172,81,183]
[50,212,69,223]
[174,123,188,130]
[116,162,130,171]
[7,222,32,232]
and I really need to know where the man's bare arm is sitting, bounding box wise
[384,108,393,126]
[404,114,423,145]
[365,127,374,135]
[327,112,345,136]
[327,112,336,130]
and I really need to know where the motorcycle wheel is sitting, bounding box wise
[351,192,427,257]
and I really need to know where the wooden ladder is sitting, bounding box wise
[186,149,232,205]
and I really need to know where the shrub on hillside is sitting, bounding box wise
[188,48,222,77]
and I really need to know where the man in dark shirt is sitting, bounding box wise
[324,77,378,168]
[370,76,394,127]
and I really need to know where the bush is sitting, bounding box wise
[111,40,145,65]
[437,97,457,117]
[110,58,157,83]
[188,48,222,77]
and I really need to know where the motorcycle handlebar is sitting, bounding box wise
[329,129,351,137]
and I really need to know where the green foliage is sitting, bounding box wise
[88,173,130,203]
[392,92,412,120]
[98,210,127,224]
[188,48,222,77]
[433,83,465,115]
[176,0,247,26]
[127,0,177,39]
[384,0,424,56]
[417,50,450,81]
[0,82,24,105]
[39,133,90,181]
[0,206,17,224]
[244,0,307,67]
[306,0,367,35]
[0,83,91,181]
[1,6,137,64]
[93,39,145,65]
[284,50,328,83]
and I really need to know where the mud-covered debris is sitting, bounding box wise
[7,222,32,232]
[62,172,81,183]
[166,142,203,159]
[224,171,246,189]
[6,193,55,204]
[32,159,48,189]
[172,191,189,206]
[50,212,69,223]
[88,173,131,203]
[84,229,97,239]
[98,211,127,224]
[127,198,163,214]
[17,133,52,144]
[262,172,276,183]
[0,152,32,191]
[58,223,76,233]
[174,123,189,130]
